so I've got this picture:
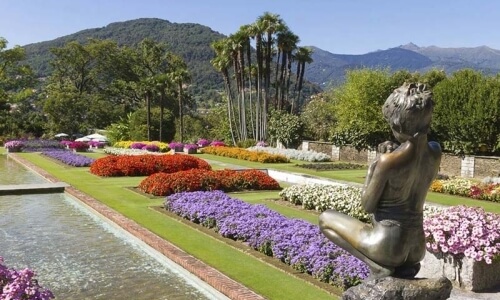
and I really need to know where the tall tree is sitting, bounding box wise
[0,37,36,137]
[293,46,313,113]
[432,69,500,154]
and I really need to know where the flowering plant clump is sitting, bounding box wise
[169,141,184,149]
[113,141,170,152]
[165,191,368,289]
[209,140,226,147]
[200,146,289,163]
[103,147,167,156]
[42,150,95,167]
[0,257,54,299]
[256,141,268,147]
[139,169,280,196]
[197,138,210,147]
[184,143,198,150]
[130,142,147,150]
[144,143,160,152]
[88,140,105,148]
[279,184,444,221]
[15,139,65,152]
[68,141,89,151]
[4,140,23,150]
[424,205,500,264]
[90,154,211,177]
[248,146,331,162]
[430,178,500,203]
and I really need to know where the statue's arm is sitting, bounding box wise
[361,159,389,213]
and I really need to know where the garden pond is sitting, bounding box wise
[0,155,226,300]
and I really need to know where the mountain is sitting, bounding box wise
[22,18,226,99]
[21,18,320,104]
[20,18,500,96]
[305,43,500,87]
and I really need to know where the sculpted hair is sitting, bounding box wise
[382,83,434,135]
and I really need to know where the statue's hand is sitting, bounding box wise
[378,141,399,153]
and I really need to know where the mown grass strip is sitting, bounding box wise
[16,153,338,300]
[199,153,500,214]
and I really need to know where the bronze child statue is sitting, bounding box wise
[319,83,442,280]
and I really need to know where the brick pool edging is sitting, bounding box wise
[8,153,265,300]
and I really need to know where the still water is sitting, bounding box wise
[0,155,223,300]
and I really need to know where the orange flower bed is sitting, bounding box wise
[138,169,281,196]
[200,146,289,163]
[90,154,211,176]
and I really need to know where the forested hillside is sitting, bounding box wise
[22,18,226,103]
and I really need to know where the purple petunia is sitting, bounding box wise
[164,191,368,290]
[42,150,95,167]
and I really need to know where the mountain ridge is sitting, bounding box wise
[17,18,500,91]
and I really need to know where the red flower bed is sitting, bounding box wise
[90,154,211,177]
[138,169,281,196]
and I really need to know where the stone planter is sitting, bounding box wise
[173,146,184,153]
[184,148,197,154]
[418,251,500,291]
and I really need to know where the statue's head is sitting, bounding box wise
[382,83,433,142]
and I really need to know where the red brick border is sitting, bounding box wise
[8,154,265,300]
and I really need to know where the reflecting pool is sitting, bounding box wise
[0,155,225,300]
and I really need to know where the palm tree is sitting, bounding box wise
[211,38,237,145]
[168,53,191,143]
[292,46,314,114]
[276,29,299,110]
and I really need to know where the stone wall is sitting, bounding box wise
[474,156,500,178]
[339,147,369,164]
[303,141,500,179]
[439,154,462,177]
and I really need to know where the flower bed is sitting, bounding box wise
[42,150,95,167]
[139,169,280,196]
[68,141,89,152]
[183,143,198,154]
[89,154,211,177]
[164,191,369,290]
[424,206,499,264]
[197,138,210,148]
[279,184,371,222]
[422,206,500,291]
[113,140,170,152]
[200,146,289,163]
[296,162,366,171]
[103,147,168,156]
[0,256,54,299]
[169,141,184,152]
[430,178,500,203]
[248,146,331,162]
[5,140,24,152]
[14,139,65,152]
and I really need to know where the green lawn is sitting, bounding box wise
[199,153,500,214]
[6,150,500,300]
[15,152,340,300]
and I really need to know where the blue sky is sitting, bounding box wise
[1,0,499,54]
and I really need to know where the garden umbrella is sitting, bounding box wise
[85,133,108,141]
[75,137,91,142]
[54,133,69,138]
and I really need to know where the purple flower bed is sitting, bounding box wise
[0,257,54,299]
[8,139,64,152]
[131,142,147,150]
[197,138,210,147]
[42,150,95,167]
[145,143,160,152]
[164,191,368,289]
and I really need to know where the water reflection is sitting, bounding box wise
[0,156,221,300]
